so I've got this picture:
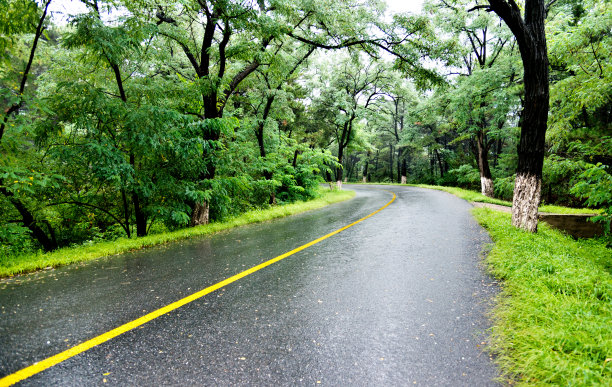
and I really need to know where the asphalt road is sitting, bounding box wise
[0,185,499,386]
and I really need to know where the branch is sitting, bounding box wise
[467,5,493,12]
[546,0,559,13]
[0,0,52,142]
[287,32,376,50]
[217,20,232,80]
[48,200,129,235]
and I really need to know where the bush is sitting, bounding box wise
[0,224,34,257]
[494,175,515,201]
[542,156,589,206]
[571,163,612,238]
[444,164,480,190]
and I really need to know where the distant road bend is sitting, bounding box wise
[0,185,499,386]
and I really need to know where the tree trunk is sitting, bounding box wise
[129,153,147,237]
[373,150,379,178]
[486,0,550,232]
[336,143,344,185]
[401,159,407,184]
[292,149,300,168]
[511,58,548,231]
[511,172,541,231]
[388,144,394,181]
[0,187,57,251]
[434,148,445,178]
[476,130,494,197]
[120,189,131,238]
[190,201,209,226]
[133,192,147,237]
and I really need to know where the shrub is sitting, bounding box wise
[571,163,612,238]
[444,164,480,190]
[494,175,515,201]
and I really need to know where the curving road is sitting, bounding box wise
[0,185,499,386]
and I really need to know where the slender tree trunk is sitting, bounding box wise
[120,189,131,237]
[388,144,394,181]
[292,149,300,168]
[401,159,407,184]
[128,153,148,236]
[476,130,494,197]
[396,160,400,183]
[434,148,445,178]
[0,0,51,142]
[362,152,369,183]
[493,137,504,168]
[133,192,147,237]
[335,142,345,189]
[373,150,379,179]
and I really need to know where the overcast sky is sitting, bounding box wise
[385,0,424,15]
[49,0,425,23]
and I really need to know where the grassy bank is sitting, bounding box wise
[346,182,599,214]
[473,208,611,385]
[0,188,355,278]
[411,184,599,215]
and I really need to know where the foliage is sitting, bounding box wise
[0,0,609,265]
[443,164,480,190]
[473,208,611,385]
[493,175,515,201]
[571,163,612,237]
[0,188,355,277]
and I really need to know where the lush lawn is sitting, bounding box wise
[0,188,355,278]
[473,208,612,385]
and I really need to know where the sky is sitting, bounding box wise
[385,0,425,15]
[48,0,426,23]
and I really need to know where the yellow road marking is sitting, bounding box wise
[0,190,396,386]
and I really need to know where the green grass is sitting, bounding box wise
[473,208,612,385]
[0,188,355,278]
[348,182,599,214]
[411,184,512,206]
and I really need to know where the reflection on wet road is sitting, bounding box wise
[1,185,499,385]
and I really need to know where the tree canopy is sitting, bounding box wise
[1,0,610,255]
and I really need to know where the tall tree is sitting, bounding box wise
[427,0,517,197]
[472,0,551,232]
[0,0,58,251]
[310,56,387,189]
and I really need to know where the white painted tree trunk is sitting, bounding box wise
[480,176,494,197]
[190,201,209,226]
[336,180,342,190]
[401,175,407,184]
[511,172,542,232]
[362,176,367,183]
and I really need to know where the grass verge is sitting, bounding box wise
[0,188,355,278]
[473,208,611,385]
[412,184,600,214]
[350,182,598,214]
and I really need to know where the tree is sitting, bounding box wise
[472,0,552,232]
[310,55,387,189]
[427,0,518,197]
[0,0,58,251]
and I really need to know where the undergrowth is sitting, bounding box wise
[473,208,611,385]
[0,188,354,278]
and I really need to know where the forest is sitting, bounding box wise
[1,0,610,256]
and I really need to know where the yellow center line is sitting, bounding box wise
[0,189,396,386]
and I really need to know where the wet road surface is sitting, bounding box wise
[1,185,499,385]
